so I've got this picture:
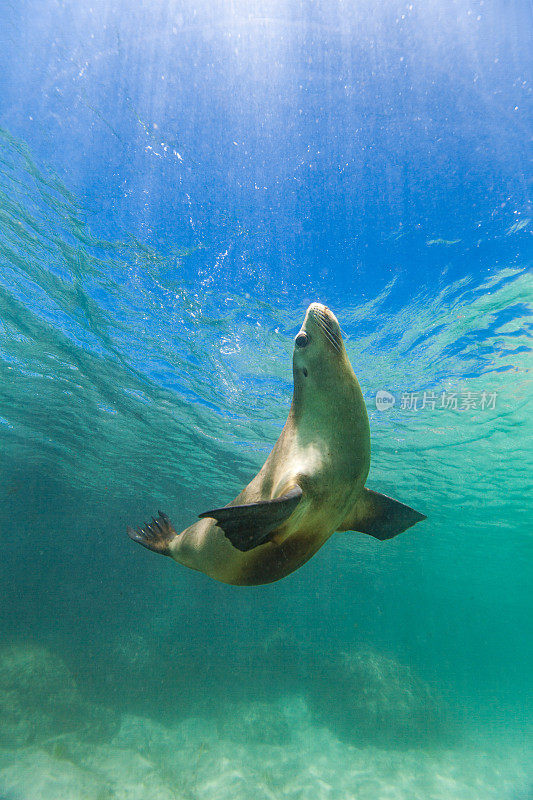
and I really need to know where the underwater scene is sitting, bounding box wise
[0,1,531,798]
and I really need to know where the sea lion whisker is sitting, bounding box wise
[321,329,340,352]
[312,309,341,348]
[315,317,341,352]
[323,330,340,352]
[312,308,327,326]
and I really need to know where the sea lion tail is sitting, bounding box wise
[127,510,176,557]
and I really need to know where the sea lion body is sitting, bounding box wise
[128,303,425,585]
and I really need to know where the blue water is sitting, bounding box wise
[0,1,531,798]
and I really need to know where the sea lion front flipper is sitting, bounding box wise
[338,488,426,541]
[199,486,303,552]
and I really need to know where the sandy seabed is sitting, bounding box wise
[0,697,530,800]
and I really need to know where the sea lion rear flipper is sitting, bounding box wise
[338,488,426,541]
[127,511,177,557]
[199,486,303,552]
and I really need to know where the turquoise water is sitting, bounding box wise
[0,126,531,798]
[1,0,532,796]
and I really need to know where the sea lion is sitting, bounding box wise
[128,303,426,585]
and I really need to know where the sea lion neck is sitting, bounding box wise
[290,353,354,428]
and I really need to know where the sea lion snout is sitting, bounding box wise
[305,303,339,328]
[306,302,334,324]
[299,303,343,354]
[308,301,329,314]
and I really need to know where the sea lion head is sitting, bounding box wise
[293,303,351,393]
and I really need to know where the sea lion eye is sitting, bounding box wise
[295,333,308,348]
